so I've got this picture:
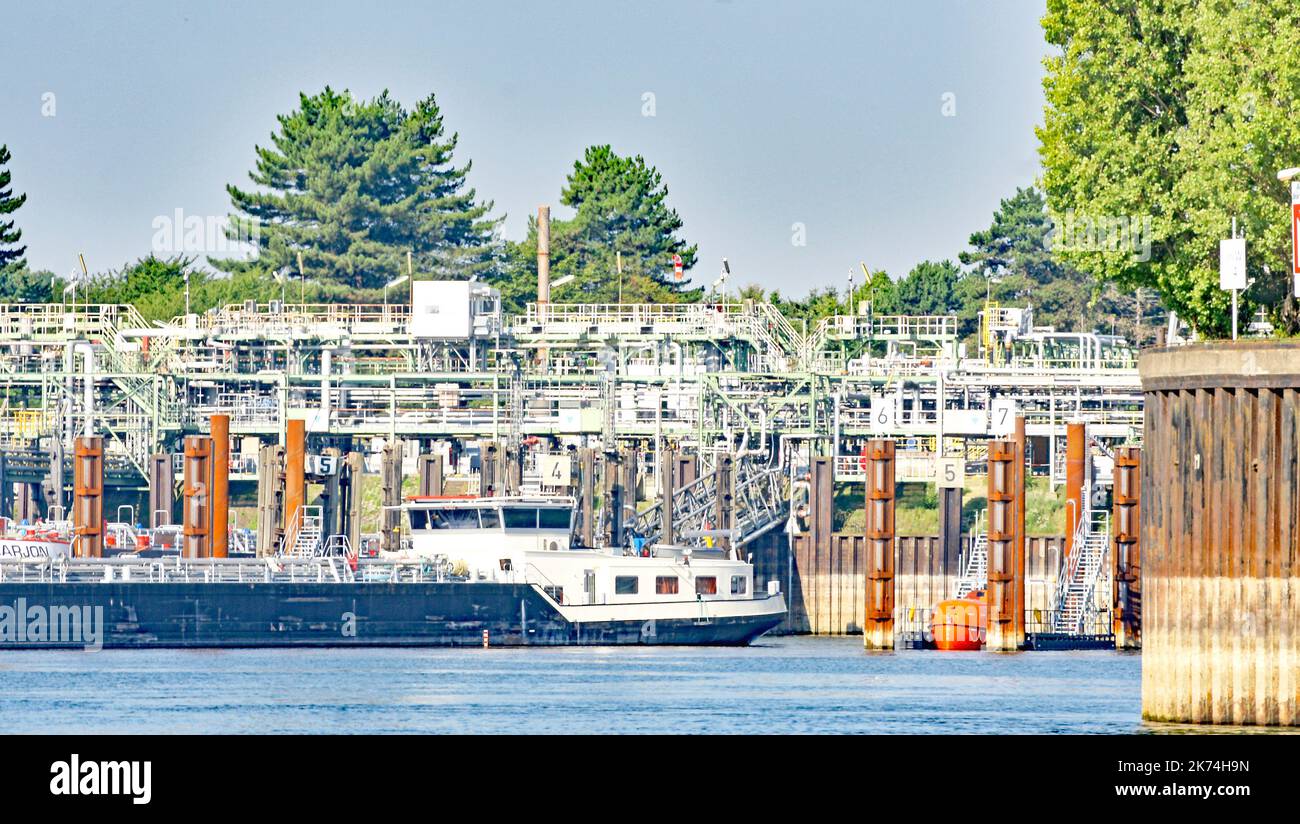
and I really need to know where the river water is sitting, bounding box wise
[0,636,1156,734]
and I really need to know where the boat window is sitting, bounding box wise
[695,576,717,595]
[537,508,571,530]
[479,508,501,529]
[543,585,564,603]
[502,508,539,529]
[615,576,639,595]
[655,576,679,595]
[408,509,429,530]
[428,508,482,530]
[731,576,747,595]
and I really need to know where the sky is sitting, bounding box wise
[0,0,1050,296]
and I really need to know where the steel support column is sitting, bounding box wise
[284,419,306,537]
[1013,415,1027,643]
[1112,445,1141,649]
[659,448,676,547]
[715,453,735,554]
[417,452,444,497]
[182,435,211,559]
[863,439,895,650]
[380,439,402,552]
[1064,421,1086,562]
[72,436,103,558]
[148,453,173,528]
[578,448,595,548]
[210,413,230,558]
[986,439,1024,651]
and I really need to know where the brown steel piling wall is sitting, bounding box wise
[1140,343,1299,726]
[72,436,104,558]
[1025,536,1066,627]
[863,439,896,649]
[762,532,1063,636]
[1113,446,1141,649]
[210,414,230,558]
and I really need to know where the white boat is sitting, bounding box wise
[385,495,788,645]
[0,521,73,560]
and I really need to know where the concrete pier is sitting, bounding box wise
[1140,342,1300,726]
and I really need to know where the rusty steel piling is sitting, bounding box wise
[986,439,1025,651]
[210,414,230,558]
[1112,446,1141,649]
[182,435,211,558]
[72,436,104,558]
[863,439,896,650]
[1140,342,1299,725]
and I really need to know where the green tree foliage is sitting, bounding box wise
[0,144,28,272]
[1038,0,1300,336]
[961,186,1095,329]
[896,260,963,316]
[0,268,53,302]
[216,88,500,298]
[62,256,283,323]
[766,286,845,331]
[499,145,701,311]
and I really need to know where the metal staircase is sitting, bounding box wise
[633,457,788,549]
[1051,512,1110,635]
[954,533,988,598]
[280,505,324,557]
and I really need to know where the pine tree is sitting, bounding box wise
[499,145,702,309]
[0,144,28,270]
[960,186,1097,333]
[214,88,501,296]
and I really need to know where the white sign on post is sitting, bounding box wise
[870,395,897,433]
[935,456,964,489]
[539,454,572,486]
[1220,238,1247,290]
[306,455,339,476]
[990,398,1016,436]
[1292,181,1300,297]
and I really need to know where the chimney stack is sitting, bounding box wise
[537,205,550,311]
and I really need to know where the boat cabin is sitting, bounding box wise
[405,496,576,553]
[395,495,763,609]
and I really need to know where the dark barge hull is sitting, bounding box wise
[0,582,785,649]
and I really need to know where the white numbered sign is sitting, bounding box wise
[539,454,572,485]
[990,398,1016,436]
[935,457,964,489]
[870,395,897,433]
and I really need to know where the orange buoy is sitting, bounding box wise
[930,590,987,651]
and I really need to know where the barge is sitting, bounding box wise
[0,497,786,649]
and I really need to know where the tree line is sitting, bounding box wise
[3,0,1297,339]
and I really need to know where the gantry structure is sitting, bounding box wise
[0,292,1142,511]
